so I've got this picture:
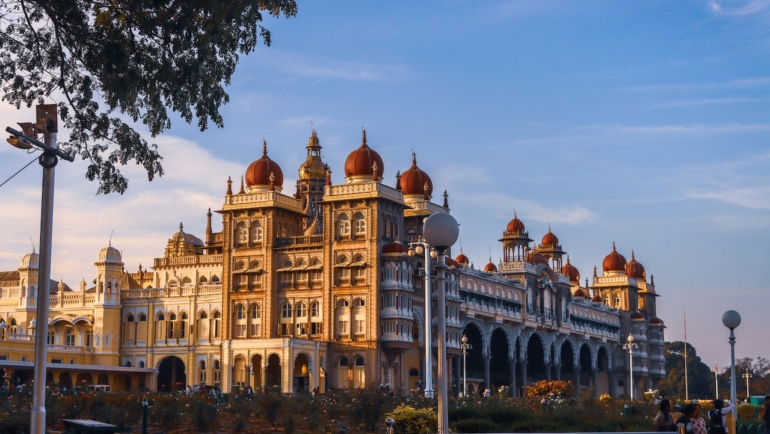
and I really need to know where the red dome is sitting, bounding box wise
[245,140,284,190]
[625,251,646,279]
[455,249,469,265]
[591,294,602,303]
[382,241,407,254]
[541,228,559,246]
[400,153,433,197]
[527,253,549,267]
[573,288,588,298]
[445,257,460,268]
[506,212,526,233]
[561,256,580,282]
[630,310,646,320]
[649,317,664,326]
[602,242,627,272]
[344,129,384,180]
[483,261,498,272]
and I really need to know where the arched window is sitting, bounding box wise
[338,214,350,236]
[353,299,366,334]
[339,357,349,367]
[250,304,261,337]
[65,328,75,346]
[336,300,350,335]
[237,222,248,245]
[353,356,366,388]
[282,223,289,238]
[211,275,220,283]
[311,302,320,317]
[212,311,221,338]
[336,357,349,388]
[354,213,366,235]
[199,276,208,284]
[125,314,136,342]
[296,302,307,318]
[251,221,263,243]
[199,360,207,383]
[235,305,246,337]
[180,313,188,339]
[282,303,293,319]
[168,313,176,339]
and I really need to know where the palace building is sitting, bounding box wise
[0,129,665,397]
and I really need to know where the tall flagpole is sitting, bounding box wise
[684,311,689,401]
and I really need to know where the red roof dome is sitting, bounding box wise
[483,260,498,272]
[649,317,664,325]
[382,241,407,254]
[541,228,559,246]
[527,253,549,267]
[245,140,284,190]
[573,288,588,298]
[506,212,525,233]
[400,152,433,197]
[445,257,460,268]
[591,294,602,303]
[630,310,646,320]
[602,242,627,272]
[560,256,580,282]
[344,129,384,181]
[625,250,646,279]
[455,249,469,265]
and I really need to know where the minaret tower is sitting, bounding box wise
[297,129,328,229]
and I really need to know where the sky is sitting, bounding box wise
[1,0,769,377]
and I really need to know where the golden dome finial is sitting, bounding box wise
[262,139,268,157]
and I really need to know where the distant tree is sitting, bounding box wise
[730,357,770,398]
[0,0,296,193]
[659,341,714,400]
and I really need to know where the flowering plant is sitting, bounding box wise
[524,380,575,398]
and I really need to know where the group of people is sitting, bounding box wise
[654,396,770,434]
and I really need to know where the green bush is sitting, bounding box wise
[738,404,756,420]
[187,395,219,432]
[386,405,437,434]
[453,418,501,433]
[149,395,182,433]
[258,392,284,426]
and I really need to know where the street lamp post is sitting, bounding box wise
[622,333,638,400]
[408,239,437,399]
[742,372,752,400]
[713,363,719,400]
[6,105,73,434]
[460,334,471,397]
[722,310,741,416]
[422,212,459,434]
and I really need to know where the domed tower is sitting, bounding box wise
[602,242,627,276]
[537,226,566,270]
[344,129,384,184]
[560,255,580,284]
[94,243,124,305]
[18,249,39,308]
[164,223,204,258]
[400,152,433,204]
[245,140,284,192]
[499,212,532,262]
[297,129,328,226]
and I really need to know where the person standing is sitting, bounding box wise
[760,396,770,434]
[691,401,707,434]
[676,404,696,434]
[655,399,677,431]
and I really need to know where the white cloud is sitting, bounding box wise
[709,0,770,15]
[649,97,759,108]
[593,123,770,134]
[256,51,410,82]
[618,76,770,92]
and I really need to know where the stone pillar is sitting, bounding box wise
[608,370,616,398]
[555,363,562,381]
[261,362,267,390]
[483,355,491,390]
[545,362,552,381]
[509,358,517,397]
[519,359,528,396]
[591,369,599,399]
[574,363,581,396]
[454,355,462,397]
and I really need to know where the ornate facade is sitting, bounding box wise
[0,129,665,397]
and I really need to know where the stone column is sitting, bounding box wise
[509,358,517,397]
[608,369,616,398]
[519,359,528,396]
[545,362,552,381]
[591,368,599,399]
[483,355,491,390]
[574,363,581,396]
[555,363,562,381]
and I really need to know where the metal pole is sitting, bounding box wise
[629,347,634,401]
[743,373,751,399]
[729,328,737,415]
[423,242,433,399]
[714,363,719,400]
[30,119,57,434]
[684,311,689,401]
[142,397,148,434]
[435,250,448,434]
[462,346,466,397]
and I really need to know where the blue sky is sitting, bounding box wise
[1,0,769,374]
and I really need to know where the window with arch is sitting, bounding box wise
[199,276,208,284]
[310,258,322,281]
[213,359,221,385]
[237,222,248,246]
[354,213,366,235]
[281,260,293,284]
[168,313,176,339]
[199,360,207,383]
[124,314,136,342]
[197,311,209,340]
[338,214,350,236]
[310,301,323,334]
[156,313,165,340]
[251,221,263,243]
[352,356,366,388]
[282,223,289,238]
[353,255,366,281]
[296,302,307,318]
[336,299,350,335]
[235,305,247,337]
[353,299,366,334]
[212,311,221,338]
[250,304,261,337]
[613,294,621,308]
[282,303,293,318]
[336,357,349,388]
[65,328,75,346]
[311,301,320,317]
